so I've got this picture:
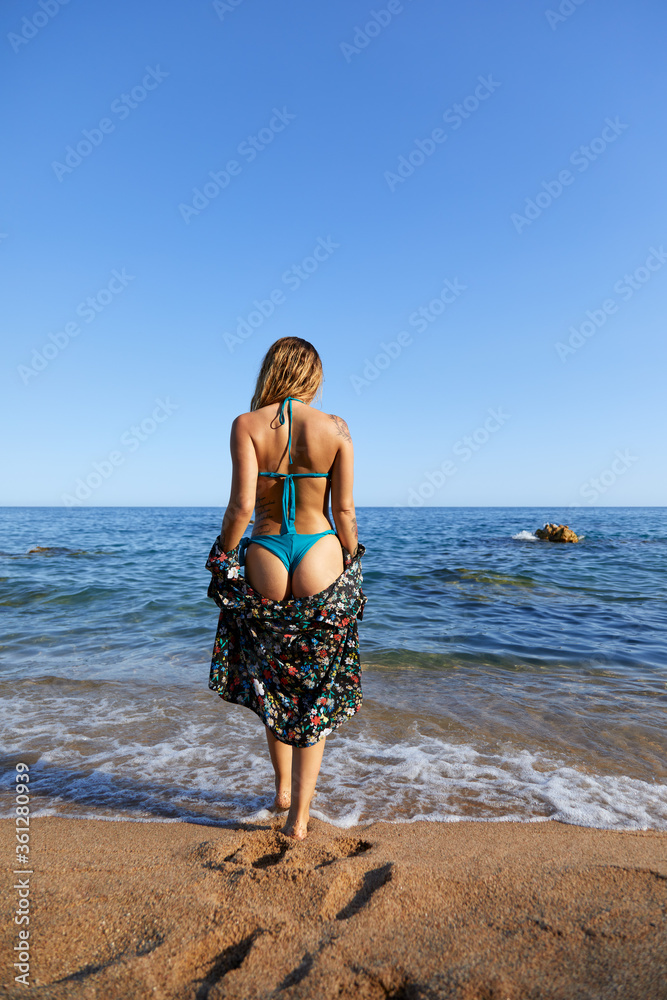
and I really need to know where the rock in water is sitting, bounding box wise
[535,523,579,543]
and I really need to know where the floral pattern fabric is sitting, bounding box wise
[205,535,367,747]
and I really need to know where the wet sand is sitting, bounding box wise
[2,816,666,999]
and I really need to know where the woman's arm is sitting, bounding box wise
[329,416,358,556]
[219,415,258,551]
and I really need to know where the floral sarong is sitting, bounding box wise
[205,536,366,747]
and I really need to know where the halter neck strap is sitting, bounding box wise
[276,397,305,464]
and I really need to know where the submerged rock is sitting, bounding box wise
[535,523,579,543]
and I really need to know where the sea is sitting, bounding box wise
[1,506,666,831]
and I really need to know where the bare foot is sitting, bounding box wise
[269,789,291,813]
[281,819,308,840]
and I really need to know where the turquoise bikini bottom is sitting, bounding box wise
[240,530,338,575]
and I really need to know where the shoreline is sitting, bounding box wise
[3,816,666,999]
[6,809,666,831]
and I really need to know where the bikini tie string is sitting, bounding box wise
[276,396,304,465]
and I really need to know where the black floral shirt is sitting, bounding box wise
[205,536,367,747]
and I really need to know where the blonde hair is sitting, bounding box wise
[250,337,323,411]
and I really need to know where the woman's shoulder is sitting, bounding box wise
[322,411,352,443]
[301,405,352,443]
[232,403,352,442]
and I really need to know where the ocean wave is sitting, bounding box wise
[512,530,538,541]
[1,687,665,832]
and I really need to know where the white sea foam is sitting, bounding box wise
[512,530,538,541]
[1,685,666,832]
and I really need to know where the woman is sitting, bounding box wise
[205,337,366,840]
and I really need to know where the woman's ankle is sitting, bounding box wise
[287,807,310,827]
[281,814,309,840]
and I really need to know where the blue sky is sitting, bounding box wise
[2,0,665,507]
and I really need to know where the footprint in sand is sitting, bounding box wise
[198,832,374,877]
[318,861,394,921]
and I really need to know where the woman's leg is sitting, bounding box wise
[265,727,292,811]
[282,736,326,840]
[250,538,338,834]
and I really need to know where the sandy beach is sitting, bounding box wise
[3,816,666,999]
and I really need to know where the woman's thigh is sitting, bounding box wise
[292,535,344,599]
[244,544,291,601]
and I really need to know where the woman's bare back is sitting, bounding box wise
[244,400,352,537]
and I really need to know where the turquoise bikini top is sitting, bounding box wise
[258,397,330,535]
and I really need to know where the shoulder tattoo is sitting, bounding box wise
[329,414,351,442]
